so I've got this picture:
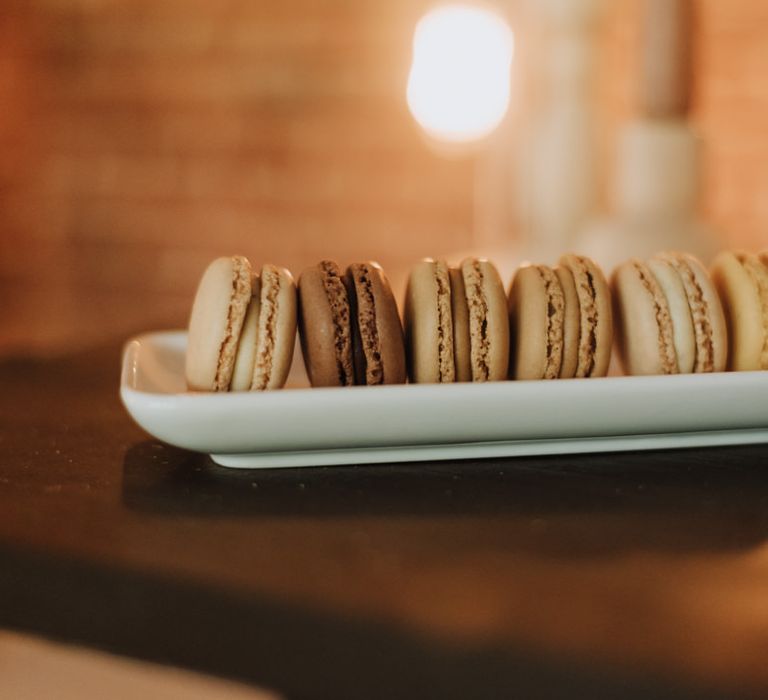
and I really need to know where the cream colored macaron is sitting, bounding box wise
[612,257,694,375]
[186,256,253,391]
[242,264,297,391]
[658,251,727,373]
[711,250,768,371]
[612,251,726,376]
[185,256,297,391]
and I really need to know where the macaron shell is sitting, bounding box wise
[185,256,252,391]
[230,274,261,391]
[297,261,353,387]
[554,266,579,379]
[404,259,454,383]
[252,265,297,390]
[647,258,696,373]
[611,260,677,376]
[509,265,564,380]
[449,267,472,382]
[558,254,613,378]
[760,251,768,366]
[661,252,727,372]
[371,264,407,385]
[740,254,768,370]
[711,251,767,371]
[347,262,406,385]
[461,258,510,382]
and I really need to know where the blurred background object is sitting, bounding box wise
[0,630,282,700]
[1,0,768,355]
[406,4,514,146]
[579,0,720,267]
[519,0,603,260]
[405,2,517,253]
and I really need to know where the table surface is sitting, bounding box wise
[2,340,768,700]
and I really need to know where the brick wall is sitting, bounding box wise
[0,0,474,352]
[1,0,767,353]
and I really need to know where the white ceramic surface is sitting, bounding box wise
[120,331,768,468]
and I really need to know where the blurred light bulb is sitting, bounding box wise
[407,4,514,145]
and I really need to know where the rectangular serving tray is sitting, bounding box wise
[120,331,768,468]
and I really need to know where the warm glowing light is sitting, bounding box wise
[407,4,514,144]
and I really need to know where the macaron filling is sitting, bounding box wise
[214,257,252,391]
[347,264,384,385]
[230,276,261,391]
[449,268,472,382]
[666,255,715,372]
[435,262,455,382]
[462,260,490,381]
[738,253,768,369]
[566,256,599,378]
[537,265,565,380]
[320,260,354,386]
[252,265,281,391]
[554,266,579,379]
[633,260,677,374]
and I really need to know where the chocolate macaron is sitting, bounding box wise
[186,256,297,391]
[711,250,768,370]
[297,261,354,387]
[612,252,726,375]
[404,258,508,383]
[298,260,405,386]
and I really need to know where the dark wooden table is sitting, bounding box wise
[2,340,767,699]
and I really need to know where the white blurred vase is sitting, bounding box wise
[578,0,720,269]
[518,0,603,261]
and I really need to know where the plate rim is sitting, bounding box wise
[119,330,768,461]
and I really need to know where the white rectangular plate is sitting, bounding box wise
[120,331,768,468]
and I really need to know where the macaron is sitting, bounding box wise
[297,260,354,387]
[645,257,697,373]
[612,258,689,375]
[185,256,297,391]
[659,251,727,373]
[449,268,472,382]
[555,265,580,378]
[346,262,406,385]
[247,264,298,390]
[558,254,613,377]
[612,251,726,375]
[508,263,566,380]
[298,260,406,386]
[711,250,768,370]
[404,259,456,383]
[230,273,262,391]
[458,258,509,382]
[404,257,508,383]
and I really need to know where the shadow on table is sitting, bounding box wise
[122,440,768,555]
[0,540,732,700]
